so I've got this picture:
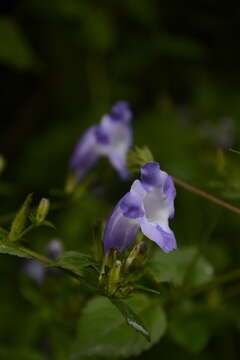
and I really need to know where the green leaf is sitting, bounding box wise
[54,251,98,276]
[0,238,30,258]
[71,294,166,358]
[53,251,99,293]
[169,306,211,352]
[0,18,37,70]
[111,298,150,341]
[40,220,56,229]
[147,247,214,287]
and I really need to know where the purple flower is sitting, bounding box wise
[103,162,177,254]
[23,239,64,284]
[70,101,132,181]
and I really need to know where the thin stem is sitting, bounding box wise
[13,224,37,242]
[173,176,240,215]
[19,245,53,265]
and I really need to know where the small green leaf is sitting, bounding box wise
[0,238,30,258]
[147,247,214,287]
[111,298,150,341]
[9,193,33,242]
[71,294,166,358]
[133,284,161,295]
[40,220,56,229]
[54,251,98,276]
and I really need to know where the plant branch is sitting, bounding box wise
[173,176,240,215]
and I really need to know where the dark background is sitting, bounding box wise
[0,1,240,359]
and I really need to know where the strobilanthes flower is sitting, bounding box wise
[103,162,177,254]
[70,101,132,181]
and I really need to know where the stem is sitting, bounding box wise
[12,224,37,242]
[173,176,240,215]
[19,245,53,265]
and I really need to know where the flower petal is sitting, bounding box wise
[110,101,132,123]
[163,175,176,219]
[108,152,129,179]
[140,162,168,190]
[70,127,100,180]
[140,218,177,253]
[130,179,146,200]
[103,205,140,254]
[119,192,145,219]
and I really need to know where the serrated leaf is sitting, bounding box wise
[53,251,99,293]
[111,298,150,341]
[0,238,30,258]
[71,294,166,359]
[147,247,214,287]
[54,251,98,276]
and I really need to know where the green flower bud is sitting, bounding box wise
[127,146,154,173]
[36,198,50,223]
[9,193,33,242]
[108,260,122,296]
[124,242,148,272]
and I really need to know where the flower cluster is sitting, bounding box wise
[70,101,177,256]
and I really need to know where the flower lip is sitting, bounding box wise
[110,101,132,122]
[94,124,111,145]
[140,162,163,188]
[119,193,145,219]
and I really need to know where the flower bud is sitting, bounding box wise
[9,193,33,242]
[36,198,50,224]
[108,260,122,296]
[124,242,148,272]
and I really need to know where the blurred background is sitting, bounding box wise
[0,0,240,359]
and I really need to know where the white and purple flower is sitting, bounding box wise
[70,101,132,181]
[103,162,177,254]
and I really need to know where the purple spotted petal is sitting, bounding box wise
[119,192,145,219]
[163,175,176,219]
[140,218,177,253]
[103,206,140,254]
[140,162,167,189]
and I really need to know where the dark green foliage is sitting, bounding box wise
[1,0,240,359]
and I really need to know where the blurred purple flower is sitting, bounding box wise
[23,239,64,284]
[70,101,133,181]
[214,117,235,150]
[103,162,177,254]
[200,117,235,150]
[23,259,45,285]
